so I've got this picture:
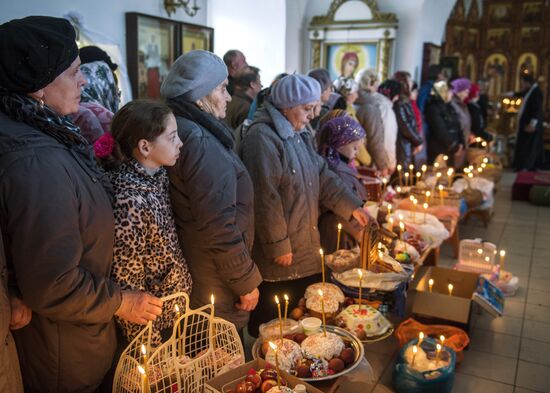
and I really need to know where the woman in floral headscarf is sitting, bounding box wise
[318,116,368,253]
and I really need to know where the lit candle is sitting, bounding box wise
[425,190,431,204]
[438,184,444,205]
[317,289,327,337]
[396,186,402,194]
[141,344,149,385]
[283,294,289,322]
[443,155,449,162]
[387,203,392,219]
[436,343,442,365]
[409,164,414,184]
[499,250,506,270]
[274,295,283,340]
[388,217,395,232]
[399,221,405,240]
[397,164,403,187]
[440,335,445,345]
[358,269,363,310]
[412,345,418,367]
[336,223,342,251]
[268,342,282,388]
[404,172,410,187]
[416,171,421,184]
[421,164,427,176]
[428,278,434,293]
[175,304,182,356]
[382,177,388,194]
[423,202,428,224]
[418,331,424,347]
[434,162,440,169]
[138,365,150,393]
[448,283,454,296]
[319,248,326,286]
[447,168,454,185]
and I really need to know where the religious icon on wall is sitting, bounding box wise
[522,2,543,23]
[488,4,512,23]
[484,54,508,99]
[325,42,379,82]
[515,53,538,90]
[487,29,511,49]
[520,27,541,46]
[181,23,213,54]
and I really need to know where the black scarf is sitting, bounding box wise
[0,89,113,201]
[166,96,234,149]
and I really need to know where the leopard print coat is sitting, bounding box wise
[110,160,192,346]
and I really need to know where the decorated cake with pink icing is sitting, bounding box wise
[335,304,392,340]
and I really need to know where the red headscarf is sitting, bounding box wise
[465,83,480,104]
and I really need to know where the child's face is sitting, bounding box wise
[142,113,182,167]
[336,138,364,161]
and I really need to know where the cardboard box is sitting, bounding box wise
[204,358,324,393]
[412,266,503,326]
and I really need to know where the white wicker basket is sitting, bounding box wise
[113,293,244,393]
[455,239,497,274]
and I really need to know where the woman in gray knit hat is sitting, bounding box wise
[161,50,262,336]
[239,74,371,336]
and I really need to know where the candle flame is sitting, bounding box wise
[274,295,279,304]
[378,250,383,259]
[434,162,440,168]
[485,256,490,262]
[337,223,342,230]
[318,289,324,297]
[426,191,431,197]
[284,294,289,302]
[138,365,146,375]
[389,217,394,224]
[358,269,363,279]
[500,250,506,257]
[397,164,402,170]
[413,345,418,354]
[440,335,445,343]
[268,341,277,350]
[319,248,324,256]
[409,195,414,201]
[409,164,414,170]
[399,222,405,230]
[388,203,392,210]
[448,283,453,292]
[443,155,449,161]
[175,304,180,313]
[447,168,454,175]
[396,186,402,193]
[416,171,421,178]
[421,165,427,172]
[477,248,483,254]
[483,157,489,163]
[405,172,409,178]
[438,185,444,190]
[141,344,147,356]
[398,214,404,220]
[436,343,442,351]
[419,332,425,340]
[382,178,388,184]
[436,172,442,178]
[413,199,418,205]
[423,203,428,209]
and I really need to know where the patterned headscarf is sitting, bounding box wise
[80,60,120,113]
[319,116,366,167]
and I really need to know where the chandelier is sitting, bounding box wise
[164,0,200,17]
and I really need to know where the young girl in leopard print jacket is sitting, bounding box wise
[95,100,192,346]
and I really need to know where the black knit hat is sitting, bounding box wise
[79,46,118,71]
[0,16,78,93]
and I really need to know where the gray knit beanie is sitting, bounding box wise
[160,50,228,101]
[270,74,321,109]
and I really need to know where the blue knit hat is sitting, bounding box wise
[161,50,228,101]
[270,74,321,109]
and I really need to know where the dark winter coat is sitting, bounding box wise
[424,94,464,165]
[394,99,423,168]
[239,100,362,281]
[514,84,545,170]
[0,112,121,393]
[225,92,253,130]
[467,102,493,142]
[319,159,367,254]
[166,99,262,330]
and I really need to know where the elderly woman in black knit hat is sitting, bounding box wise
[161,50,262,339]
[0,16,162,392]
[239,74,371,336]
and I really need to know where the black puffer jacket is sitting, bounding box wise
[424,94,463,165]
[467,102,493,142]
[394,99,423,168]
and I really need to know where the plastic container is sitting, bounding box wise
[455,238,497,274]
[300,317,322,335]
[393,338,456,393]
[259,318,302,340]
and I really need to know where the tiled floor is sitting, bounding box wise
[366,172,550,393]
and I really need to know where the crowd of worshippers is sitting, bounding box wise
[0,15,544,393]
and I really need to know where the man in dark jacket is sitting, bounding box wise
[225,66,261,130]
[514,74,545,171]
[223,49,248,96]
[0,17,162,392]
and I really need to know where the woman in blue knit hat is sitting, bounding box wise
[239,74,371,336]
